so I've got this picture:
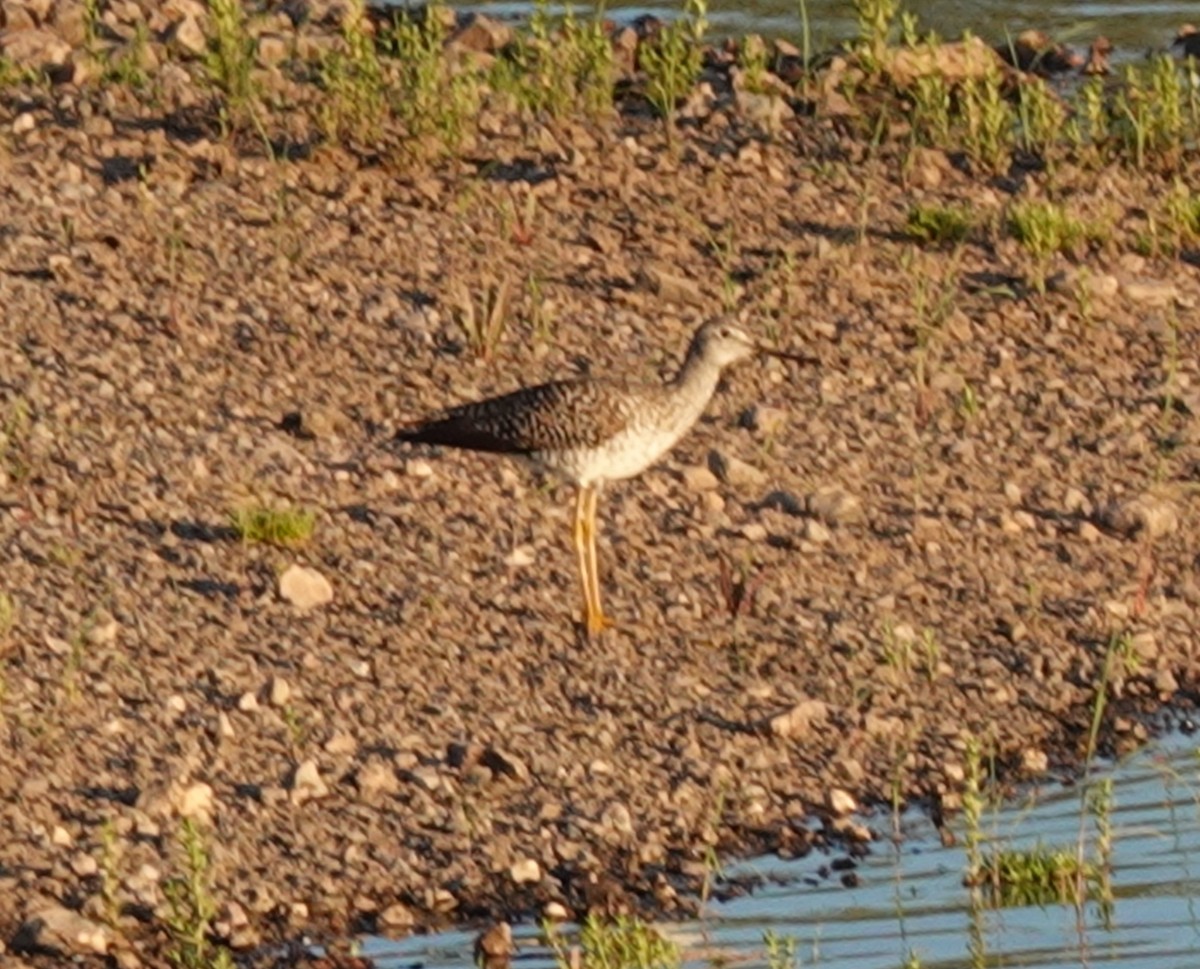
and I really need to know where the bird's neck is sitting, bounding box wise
[669,347,723,402]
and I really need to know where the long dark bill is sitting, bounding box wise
[758,346,821,366]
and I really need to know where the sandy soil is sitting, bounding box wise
[0,2,1198,966]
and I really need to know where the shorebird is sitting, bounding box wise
[395,317,810,636]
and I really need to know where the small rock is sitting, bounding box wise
[113,947,143,969]
[256,33,289,66]
[13,905,110,956]
[1101,493,1179,539]
[378,901,415,929]
[830,817,872,842]
[740,404,788,437]
[290,760,329,805]
[480,747,529,781]
[5,2,36,30]
[1121,277,1177,306]
[238,692,259,712]
[864,714,905,738]
[644,265,704,306]
[600,800,633,835]
[708,450,766,487]
[127,861,161,898]
[1003,618,1028,643]
[907,145,947,189]
[804,519,831,543]
[735,90,792,132]
[505,544,535,567]
[681,465,720,492]
[214,900,250,940]
[0,27,71,68]
[356,760,399,798]
[176,782,216,822]
[760,489,805,515]
[509,858,541,884]
[446,743,481,770]
[324,732,357,755]
[430,888,458,912]
[611,26,638,73]
[268,676,291,707]
[881,35,1005,88]
[449,13,512,53]
[165,12,207,55]
[680,81,716,120]
[406,765,442,792]
[1131,631,1158,662]
[739,522,768,542]
[1021,747,1048,774]
[584,223,621,255]
[474,922,515,963]
[1056,270,1119,299]
[827,787,857,816]
[86,610,119,645]
[71,853,98,877]
[997,28,1081,73]
[280,408,341,439]
[768,699,828,738]
[278,564,333,610]
[807,486,863,525]
[543,901,570,920]
[1063,487,1090,514]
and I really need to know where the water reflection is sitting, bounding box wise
[363,735,1200,969]
[438,0,1194,62]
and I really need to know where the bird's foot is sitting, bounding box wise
[585,611,616,638]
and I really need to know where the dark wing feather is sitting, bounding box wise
[396,378,634,455]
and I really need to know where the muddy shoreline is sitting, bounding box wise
[1,1,1199,966]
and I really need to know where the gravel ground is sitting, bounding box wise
[1,3,1199,966]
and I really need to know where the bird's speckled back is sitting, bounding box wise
[396,316,764,485]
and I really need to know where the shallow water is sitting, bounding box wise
[440,0,1192,58]
[360,733,1200,969]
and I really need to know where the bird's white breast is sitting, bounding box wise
[540,419,694,486]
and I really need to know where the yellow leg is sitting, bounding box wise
[573,487,591,624]
[583,485,613,636]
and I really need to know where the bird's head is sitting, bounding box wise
[690,316,815,368]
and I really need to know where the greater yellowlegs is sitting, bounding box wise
[396,318,810,636]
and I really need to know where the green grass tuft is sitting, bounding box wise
[163,818,235,969]
[1007,200,1101,259]
[318,0,388,143]
[905,203,972,245]
[975,843,1103,909]
[640,0,707,137]
[229,505,315,546]
[203,0,260,135]
[545,914,680,969]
